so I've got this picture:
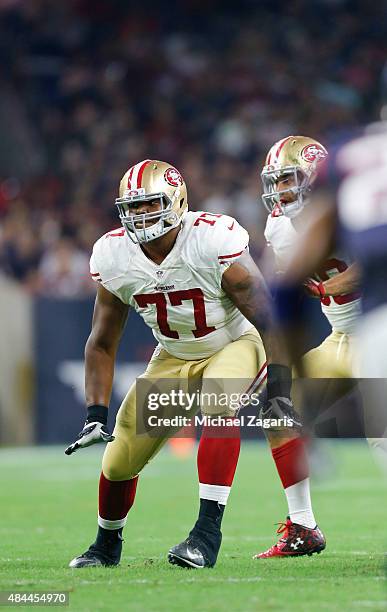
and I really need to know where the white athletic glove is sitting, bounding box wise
[65,405,114,456]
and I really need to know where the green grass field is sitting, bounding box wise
[0,441,385,611]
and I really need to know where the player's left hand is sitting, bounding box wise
[259,364,302,429]
[65,421,115,455]
[303,278,325,299]
[259,389,302,429]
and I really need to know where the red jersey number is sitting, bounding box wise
[134,288,216,339]
[193,213,222,227]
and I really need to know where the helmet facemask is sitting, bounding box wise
[116,189,183,244]
[261,164,315,218]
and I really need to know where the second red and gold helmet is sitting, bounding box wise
[261,136,328,217]
[116,159,188,243]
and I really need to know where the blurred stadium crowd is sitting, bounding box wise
[0,0,386,297]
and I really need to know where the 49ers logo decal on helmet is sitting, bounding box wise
[301,143,327,163]
[164,167,183,187]
[123,188,145,198]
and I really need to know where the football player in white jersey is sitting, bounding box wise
[271,126,387,476]
[65,159,301,569]
[253,136,361,559]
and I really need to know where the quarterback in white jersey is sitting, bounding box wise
[262,136,361,378]
[253,135,362,560]
[65,158,301,570]
[267,125,387,476]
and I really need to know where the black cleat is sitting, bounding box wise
[69,548,118,568]
[168,530,222,569]
[69,535,123,568]
[168,537,211,568]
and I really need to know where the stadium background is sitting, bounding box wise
[0,0,386,444]
[1,3,386,611]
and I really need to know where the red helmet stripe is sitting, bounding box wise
[137,159,151,188]
[131,159,151,189]
[127,165,135,189]
[274,135,293,160]
[126,159,151,191]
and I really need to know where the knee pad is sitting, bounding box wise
[102,464,136,482]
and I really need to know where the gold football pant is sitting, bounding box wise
[296,330,356,429]
[302,330,354,378]
[102,328,266,481]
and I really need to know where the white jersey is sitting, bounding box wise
[264,213,361,335]
[90,211,253,360]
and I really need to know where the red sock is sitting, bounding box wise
[98,472,138,529]
[271,438,317,528]
[197,421,240,505]
[271,437,309,489]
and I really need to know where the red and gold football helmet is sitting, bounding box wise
[261,136,328,217]
[115,159,188,243]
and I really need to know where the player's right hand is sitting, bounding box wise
[303,278,325,299]
[65,421,115,456]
